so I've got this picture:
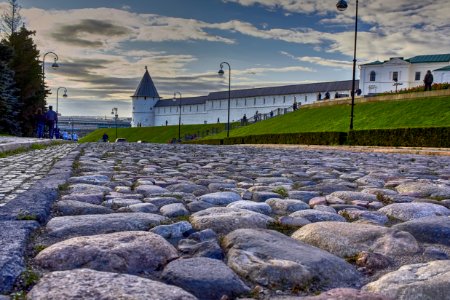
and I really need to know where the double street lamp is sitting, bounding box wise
[173,92,182,142]
[218,62,231,138]
[111,108,118,140]
[56,87,68,129]
[336,0,358,131]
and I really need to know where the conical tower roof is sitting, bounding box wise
[132,66,160,98]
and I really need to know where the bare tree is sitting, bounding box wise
[1,0,22,37]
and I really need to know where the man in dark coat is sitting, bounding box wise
[45,106,58,139]
[424,70,433,91]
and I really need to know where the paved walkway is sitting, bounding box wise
[0,142,78,206]
[0,137,58,153]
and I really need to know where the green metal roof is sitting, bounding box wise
[434,65,450,71]
[407,54,450,64]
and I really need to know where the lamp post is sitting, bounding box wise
[336,0,358,131]
[173,92,182,142]
[42,51,59,83]
[56,87,68,129]
[111,108,118,140]
[218,62,231,137]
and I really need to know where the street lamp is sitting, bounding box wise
[173,92,182,142]
[111,107,118,140]
[56,87,68,129]
[42,51,59,83]
[218,62,231,138]
[336,0,358,131]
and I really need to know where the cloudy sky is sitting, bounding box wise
[1,0,448,117]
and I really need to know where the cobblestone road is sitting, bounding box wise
[0,144,78,206]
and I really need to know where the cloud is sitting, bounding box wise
[51,19,132,47]
[280,51,352,69]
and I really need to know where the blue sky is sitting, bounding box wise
[1,0,449,117]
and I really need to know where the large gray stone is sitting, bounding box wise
[363,260,450,300]
[329,191,378,203]
[55,200,113,216]
[160,203,189,218]
[190,207,274,234]
[378,203,450,221]
[151,221,193,239]
[166,183,209,196]
[178,229,224,260]
[290,210,347,223]
[46,213,167,239]
[61,193,104,205]
[392,216,450,246]
[227,200,272,215]
[68,184,112,195]
[35,231,178,274]
[266,198,310,215]
[135,185,170,196]
[396,181,450,198]
[198,192,241,206]
[28,269,197,300]
[162,257,250,300]
[292,222,420,258]
[68,175,110,185]
[223,229,360,291]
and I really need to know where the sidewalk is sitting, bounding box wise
[0,136,60,153]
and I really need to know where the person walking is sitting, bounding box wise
[102,133,109,142]
[424,70,433,91]
[293,101,298,111]
[35,108,46,138]
[45,106,58,139]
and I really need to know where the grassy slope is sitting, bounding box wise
[80,123,227,143]
[203,96,450,139]
[80,96,450,143]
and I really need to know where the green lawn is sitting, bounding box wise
[80,96,450,143]
[80,123,228,143]
[203,96,450,139]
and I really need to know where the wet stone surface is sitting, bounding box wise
[3,143,450,299]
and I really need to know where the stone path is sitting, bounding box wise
[0,144,77,206]
[1,142,450,299]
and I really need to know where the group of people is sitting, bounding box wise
[35,105,77,140]
[35,105,57,139]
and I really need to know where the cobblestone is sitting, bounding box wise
[0,144,78,206]
[2,142,450,298]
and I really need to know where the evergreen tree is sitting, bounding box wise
[5,26,47,136]
[0,43,20,135]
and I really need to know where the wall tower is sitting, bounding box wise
[131,66,161,127]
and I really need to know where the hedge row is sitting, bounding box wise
[186,127,449,148]
[347,127,450,148]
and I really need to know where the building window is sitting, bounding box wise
[370,71,376,81]
[219,101,222,108]
[304,95,307,102]
[273,98,276,104]
[392,71,399,82]
[283,96,286,103]
[197,105,199,112]
[263,98,266,104]
[415,72,421,81]
[254,98,256,105]
[235,100,238,106]
[245,99,247,106]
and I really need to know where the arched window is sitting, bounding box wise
[370,71,376,81]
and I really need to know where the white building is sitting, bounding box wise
[131,68,358,127]
[360,53,450,95]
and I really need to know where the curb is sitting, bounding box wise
[0,144,83,294]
